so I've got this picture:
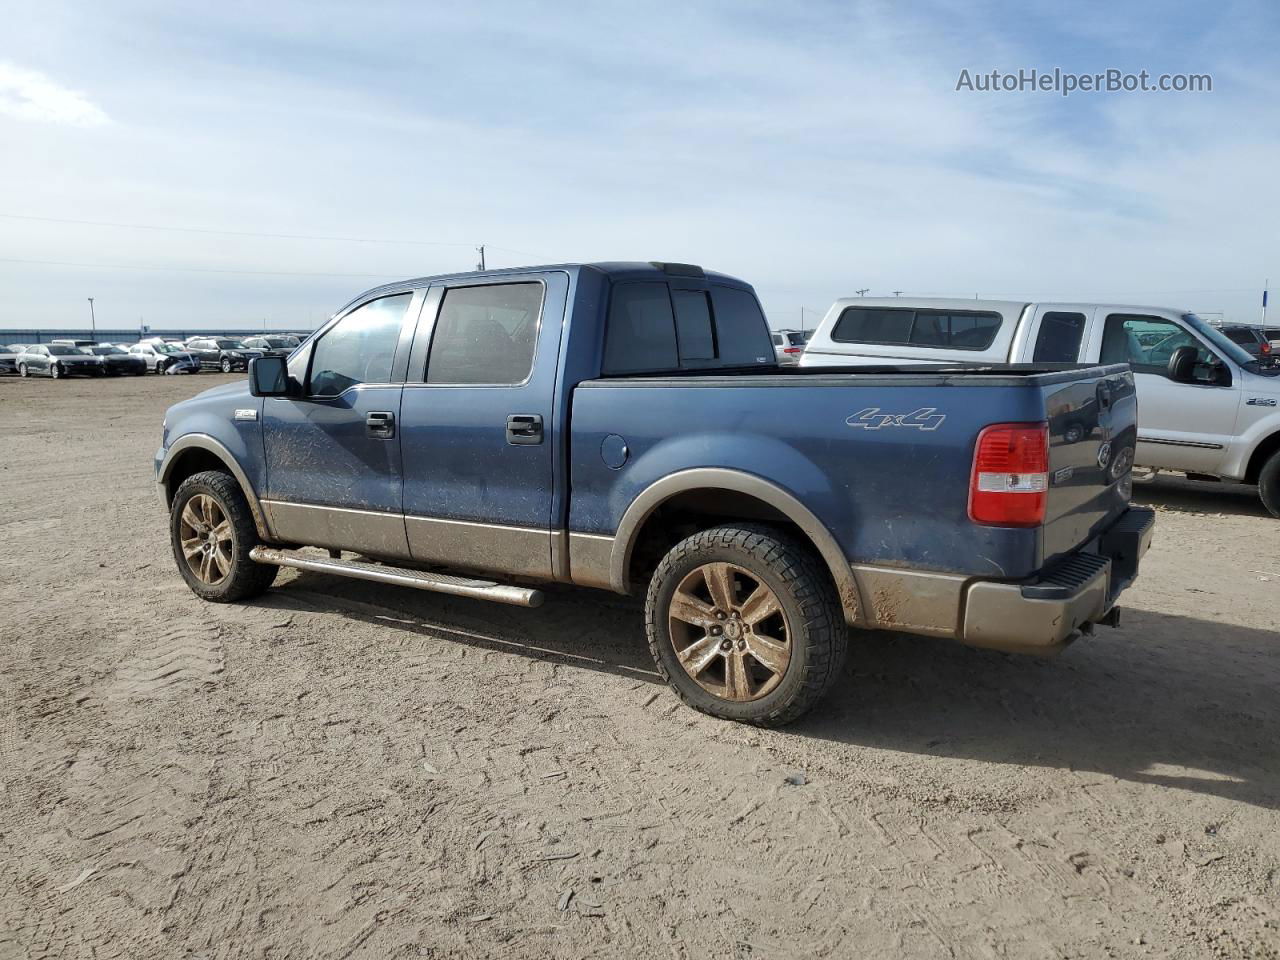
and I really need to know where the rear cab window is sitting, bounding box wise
[1033,312,1087,362]
[831,307,1002,351]
[603,281,773,374]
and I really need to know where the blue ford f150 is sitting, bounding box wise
[157,262,1154,725]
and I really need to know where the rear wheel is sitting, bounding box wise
[645,524,847,726]
[170,471,278,602]
[1259,451,1280,519]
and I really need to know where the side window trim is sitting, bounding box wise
[303,289,421,399]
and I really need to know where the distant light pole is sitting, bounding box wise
[855,288,869,297]
[87,297,96,336]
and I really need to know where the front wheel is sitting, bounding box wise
[49,363,61,379]
[645,524,848,726]
[220,357,233,373]
[1259,451,1280,519]
[170,470,278,602]
[18,363,27,377]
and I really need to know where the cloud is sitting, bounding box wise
[0,62,109,127]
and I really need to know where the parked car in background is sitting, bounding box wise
[156,261,1152,726]
[17,343,106,378]
[184,337,264,372]
[50,338,100,348]
[1218,324,1276,366]
[771,329,809,365]
[801,297,1280,516]
[88,344,148,376]
[0,344,19,374]
[241,335,300,357]
[129,341,201,374]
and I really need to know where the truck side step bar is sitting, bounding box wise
[248,546,545,607]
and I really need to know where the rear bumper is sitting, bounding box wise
[849,507,1156,655]
[962,506,1155,654]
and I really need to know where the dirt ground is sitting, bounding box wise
[1,372,1278,960]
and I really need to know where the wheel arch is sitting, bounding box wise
[1244,428,1280,485]
[610,468,862,622]
[159,434,271,539]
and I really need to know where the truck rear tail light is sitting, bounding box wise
[1262,341,1272,355]
[969,423,1049,527]
[783,347,802,354]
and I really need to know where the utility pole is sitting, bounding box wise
[892,290,903,297]
[87,297,96,337]
[476,245,486,272]
[1263,279,1269,335]
[855,288,869,297]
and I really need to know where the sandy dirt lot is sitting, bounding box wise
[1,372,1278,959]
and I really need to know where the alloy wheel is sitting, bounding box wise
[667,562,792,702]
[178,493,234,585]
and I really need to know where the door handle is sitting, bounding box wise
[506,414,543,445]
[366,411,395,439]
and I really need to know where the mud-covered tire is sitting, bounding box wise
[1259,451,1280,519]
[170,470,278,602]
[645,524,848,727]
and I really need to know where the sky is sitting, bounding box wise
[0,0,1277,332]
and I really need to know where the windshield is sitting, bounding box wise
[1183,314,1259,368]
[266,337,297,348]
[216,339,246,349]
[92,346,126,355]
[155,343,181,354]
[47,345,82,356]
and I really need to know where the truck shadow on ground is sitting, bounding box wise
[259,575,1279,810]
[1132,475,1269,518]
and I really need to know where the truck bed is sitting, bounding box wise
[569,362,1136,580]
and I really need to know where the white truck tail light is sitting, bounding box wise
[969,423,1049,527]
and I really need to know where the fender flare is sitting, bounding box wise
[608,467,862,622]
[159,433,271,540]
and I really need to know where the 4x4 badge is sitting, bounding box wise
[846,407,946,431]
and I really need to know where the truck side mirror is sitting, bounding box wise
[249,355,295,397]
[1167,346,1198,383]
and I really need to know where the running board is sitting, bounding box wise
[248,546,544,607]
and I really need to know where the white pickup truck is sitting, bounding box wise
[800,298,1280,517]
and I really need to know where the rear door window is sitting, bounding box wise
[426,282,543,385]
[1032,311,1087,362]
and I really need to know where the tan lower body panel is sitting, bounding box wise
[404,515,553,580]
[262,500,410,558]
[847,564,967,637]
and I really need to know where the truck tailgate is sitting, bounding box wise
[1040,365,1138,567]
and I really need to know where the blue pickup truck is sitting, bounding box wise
[156,261,1154,725]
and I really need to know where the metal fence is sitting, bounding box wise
[1,328,307,345]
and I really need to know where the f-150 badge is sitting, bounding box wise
[846,407,946,431]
